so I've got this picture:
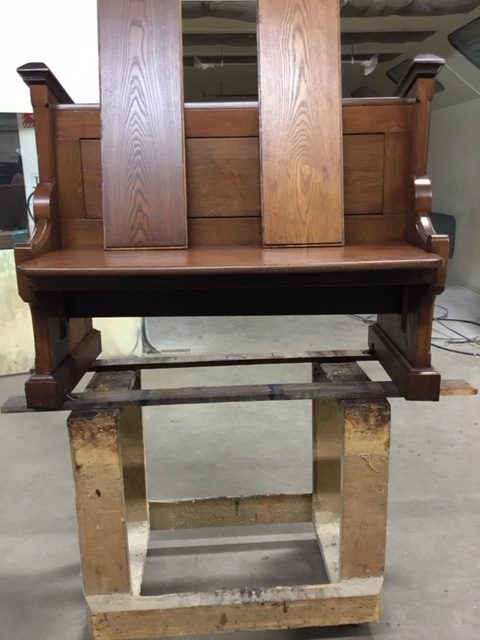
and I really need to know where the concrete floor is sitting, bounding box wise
[0,283,479,640]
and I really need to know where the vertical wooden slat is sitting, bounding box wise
[99,0,187,248]
[258,0,344,246]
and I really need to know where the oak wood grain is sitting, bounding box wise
[258,0,344,246]
[53,101,414,140]
[343,135,384,215]
[80,139,102,218]
[98,0,187,248]
[55,138,85,219]
[186,138,260,217]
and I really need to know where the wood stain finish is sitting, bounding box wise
[258,0,344,246]
[99,0,187,248]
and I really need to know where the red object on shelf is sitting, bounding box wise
[22,113,34,128]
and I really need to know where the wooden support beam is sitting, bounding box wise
[87,578,383,639]
[92,349,375,372]
[4,380,400,413]
[4,378,476,414]
[149,494,312,530]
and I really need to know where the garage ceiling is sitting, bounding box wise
[182,1,480,107]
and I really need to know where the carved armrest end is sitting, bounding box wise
[17,62,73,105]
[395,54,445,98]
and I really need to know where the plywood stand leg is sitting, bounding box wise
[68,371,140,596]
[313,362,390,582]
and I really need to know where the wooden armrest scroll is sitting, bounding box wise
[15,183,60,300]
[410,176,449,292]
[17,62,73,105]
[395,54,445,98]
[14,66,65,298]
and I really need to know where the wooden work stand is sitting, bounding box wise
[35,352,465,640]
[69,361,387,638]
[2,349,475,637]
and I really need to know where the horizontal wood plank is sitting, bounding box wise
[87,579,383,638]
[437,379,477,396]
[184,104,259,138]
[342,104,413,134]
[2,381,401,413]
[53,102,414,140]
[149,494,312,530]
[4,378,473,414]
[18,245,443,277]
[92,349,375,371]
[188,217,262,246]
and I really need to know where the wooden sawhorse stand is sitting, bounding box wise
[3,351,475,637]
[68,360,390,639]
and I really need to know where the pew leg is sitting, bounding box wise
[369,284,441,401]
[25,292,101,409]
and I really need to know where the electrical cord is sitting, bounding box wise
[349,306,480,357]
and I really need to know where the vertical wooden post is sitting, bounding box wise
[313,363,390,581]
[119,371,148,524]
[68,372,138,595]
[312,362,342,582]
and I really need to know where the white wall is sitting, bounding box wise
[1,0,99,112]
[429,98,480,293]
[0,1,141,375]
[0,251,35,375]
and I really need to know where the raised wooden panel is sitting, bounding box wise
[52,102,413,247]
[186,138,260,217]
[344,135,385,215]
[61,219,103,247]
[55,139,85,219]
[98,0,187,248]
[383,131,411,215]
[80,139,102,219]
[258,0,344,246]
[345,215,405,245]
[189,218,262,246]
